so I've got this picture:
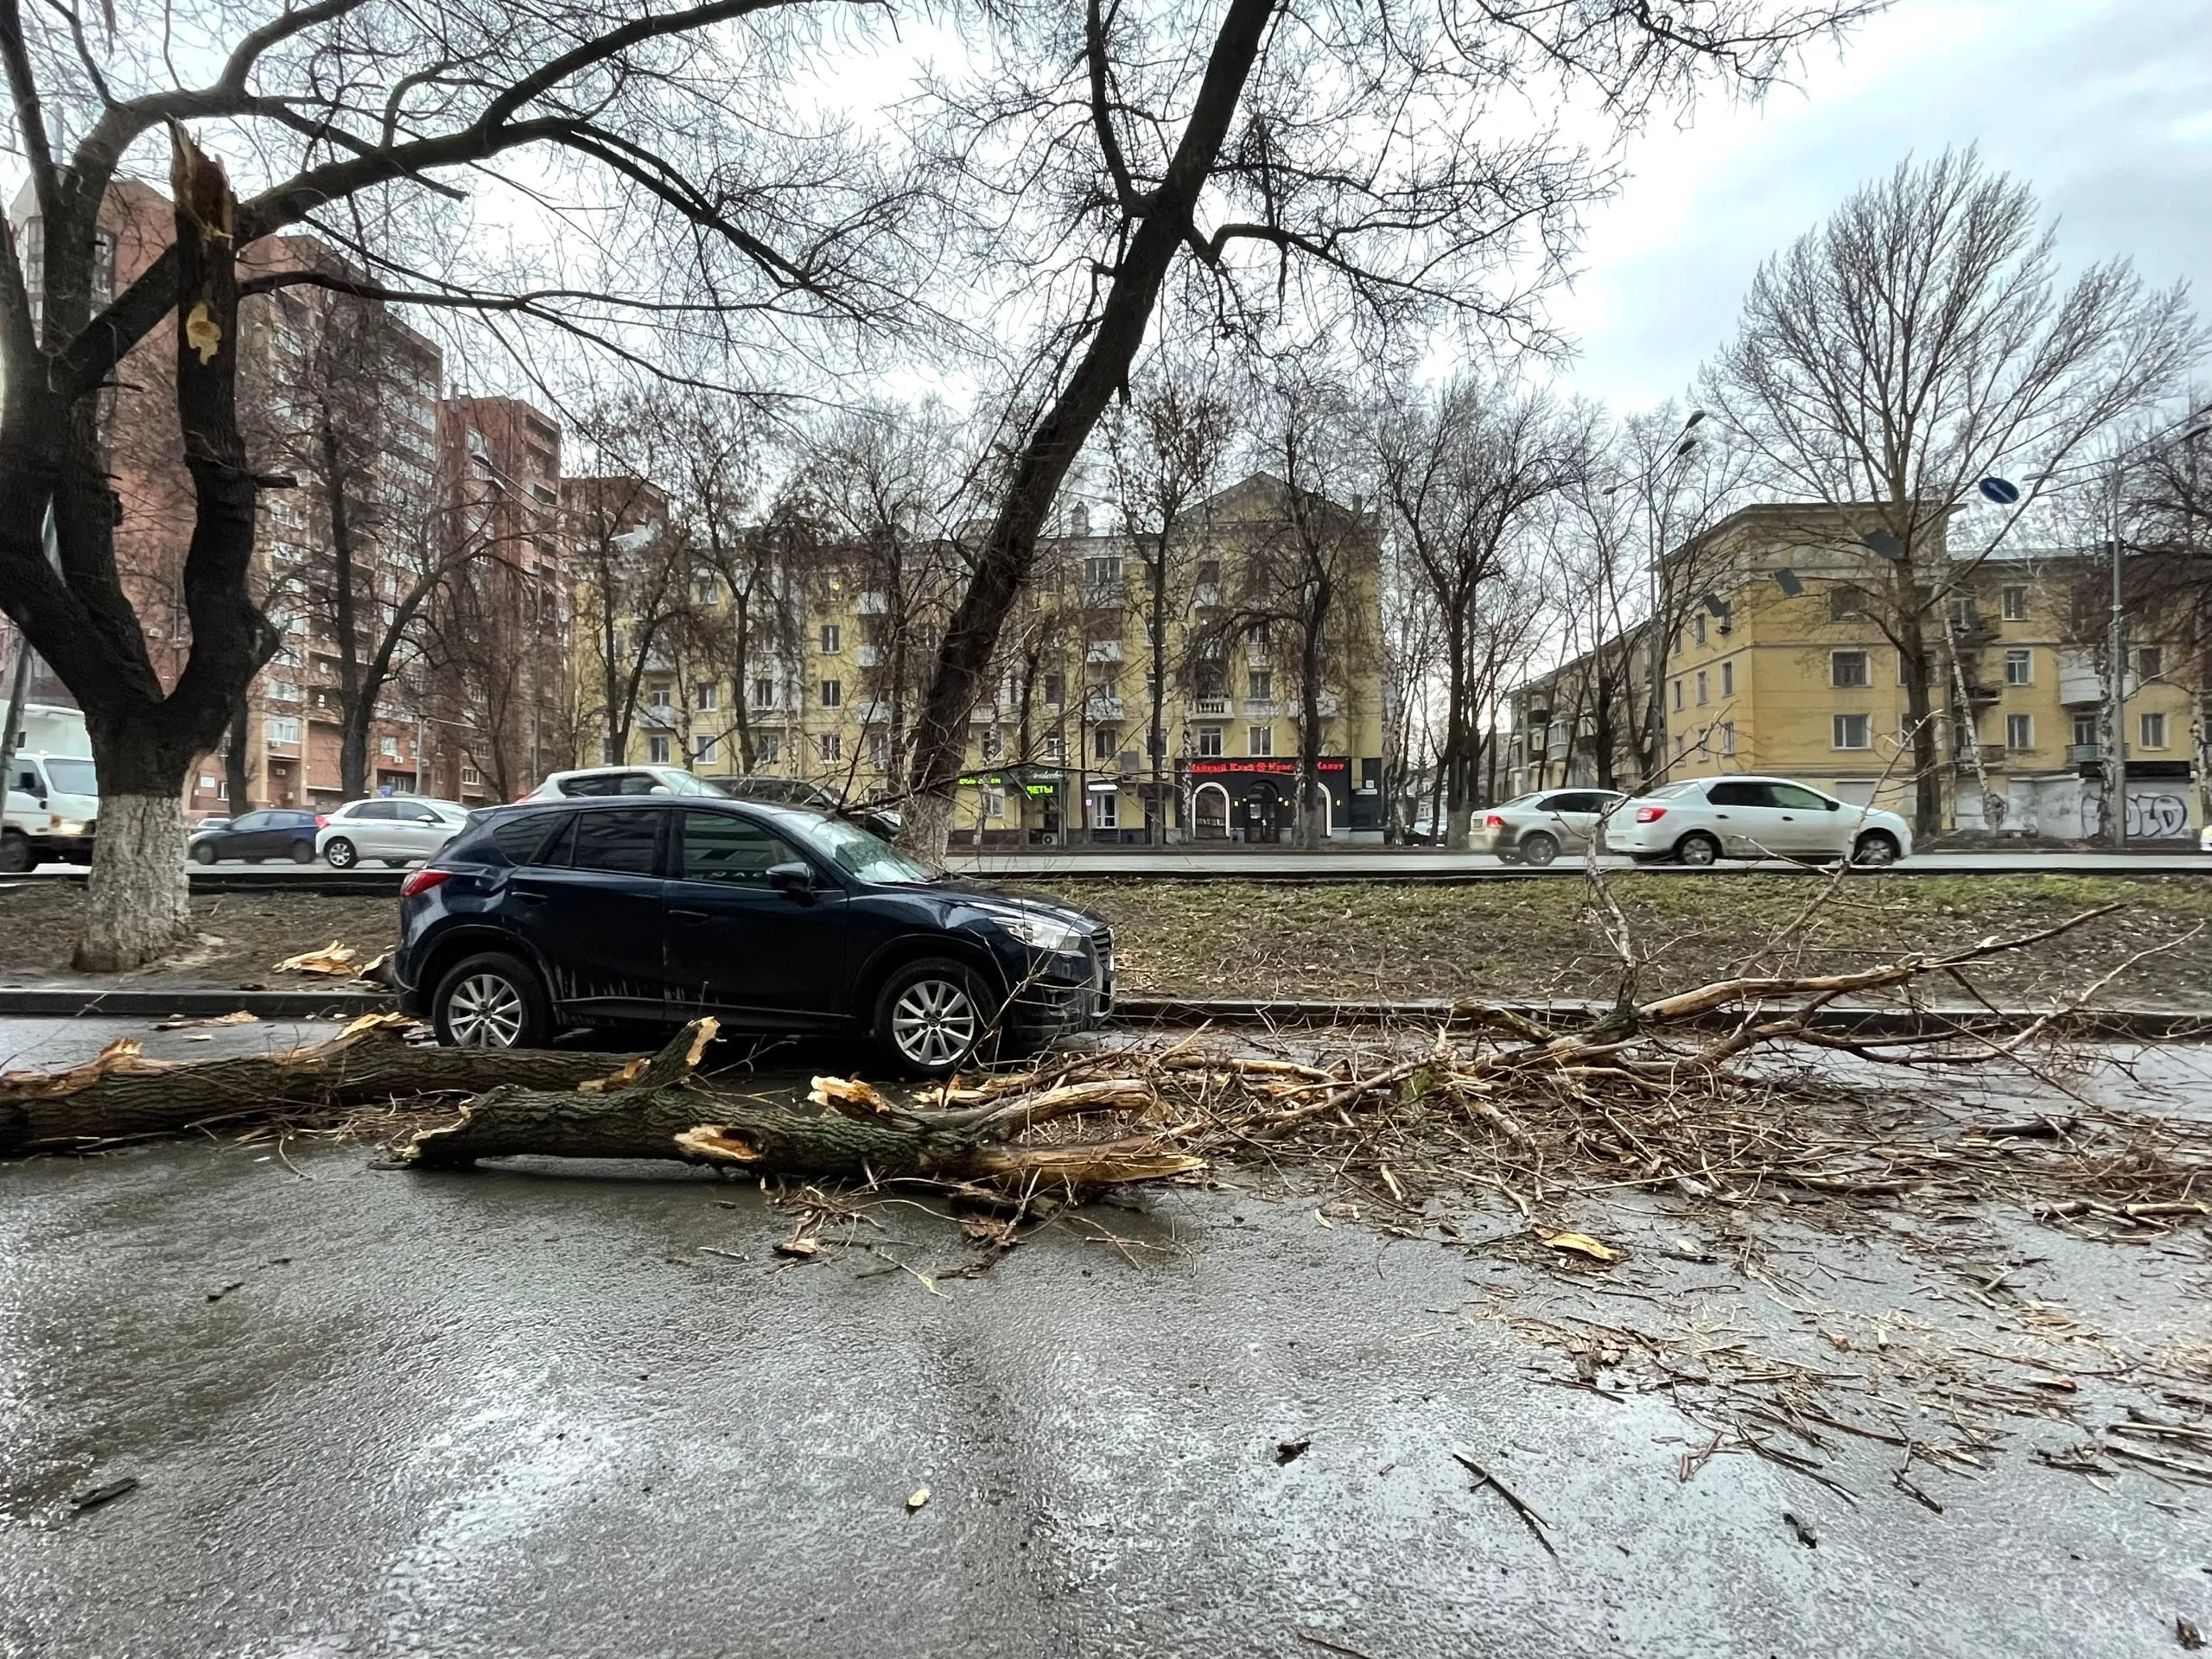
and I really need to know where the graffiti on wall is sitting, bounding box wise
[2078,792,2190,840]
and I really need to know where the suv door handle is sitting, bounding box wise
[669,908,709,924]
[515,891,547,906]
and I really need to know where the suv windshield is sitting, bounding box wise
[785,812,937,884]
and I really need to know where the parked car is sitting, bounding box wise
[519,766,727,801]
[394,796,1114,1075]
[1601,775,1911,867]
[1471,789,1626,866]
[715,773,904,842]
[6,740,97,864]
[317,797,472,868]
[188,807,322,864]
[3,787,51,872]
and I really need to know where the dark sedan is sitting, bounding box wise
[188,807,321,864]
[393,796,1113,1076]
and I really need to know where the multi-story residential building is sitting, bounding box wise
[429,397,571,803]
[1504,624,1663,799]
[580,473,1391,842]
[1511,503,2203,840]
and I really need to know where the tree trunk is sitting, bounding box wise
[1441,611,1470,850]
[225,690,251,812]
[1,1018,651,1154]
[1897,607,1943,839]
[73,785,192,971]
[900,0,1280,861]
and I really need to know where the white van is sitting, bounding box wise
[4,702,97,866]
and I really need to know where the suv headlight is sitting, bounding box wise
[54,819,86,836]
[998,914,1086,954]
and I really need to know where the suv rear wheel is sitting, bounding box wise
[323,836,358,868]
[874,957,998,1078]
[433,951,552,1049]
[1519,830,1560,868]
[0,829,28,873]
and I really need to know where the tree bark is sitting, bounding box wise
[0,1017,645,1154]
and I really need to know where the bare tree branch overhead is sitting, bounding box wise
[893,0,1885,859]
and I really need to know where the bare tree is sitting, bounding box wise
[1102,356,1237,843]
[1701,149,2203,838]
[897,0,1877,857]
[0,0,917,967]
[1377,372,1591,846]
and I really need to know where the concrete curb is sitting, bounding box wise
[1,985,2205,1040]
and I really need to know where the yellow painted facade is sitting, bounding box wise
[1659,510,2202,837]
[579,474,1389,842]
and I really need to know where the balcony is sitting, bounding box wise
[1948,607,1997,644]
[1083,695,1125,721]
[857,591,888,615]
[1191,582,1223,608]
[1188,696,1229,718]
[856,645,881,667]
[1243,698,1277,720]
[1084,639,1124,664]
[637,706,679,730]
[2058,648,2136,707]
[2069,742,2102,767]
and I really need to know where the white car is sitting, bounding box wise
[1471,788,1627,866]
[316,798,473,868]
[520,765,726,801]
[1602,775,1912,868]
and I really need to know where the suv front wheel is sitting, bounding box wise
[874,957,999,1078]
[433,950,553,1049]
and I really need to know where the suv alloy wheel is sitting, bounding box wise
[874,957,997,1077]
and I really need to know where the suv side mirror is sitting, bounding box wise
[1825,798,1840,811]
[766,860,813,899]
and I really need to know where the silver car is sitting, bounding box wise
[1471,789,1627,866]
[317,798,472,868]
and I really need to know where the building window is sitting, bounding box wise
[2006,714,2033,751]
[1830,651,1871,689]
[379,735,400,759]
[264,716,301,745]
[2137,645,2164,679]
[648,683,672,709]
[752,677,776,709]
[601,737,620,766]
[1720,661,1734,696]
[817,732,842,764]
[868,730,888,769]
[694,574,719,606]
[696,682,719,711]
[820,623,840,654]
[1092,790,1118,830]
[1671,679,1683,711]
[1833,714,1872,750]
[2140,711,2168,750]
[1249,669,1272,702]
[1094,725,1119,762]
[2073,712,2097,748]
[1693,614,1707,647]
[1695,671,1708,706]
[1829,585,1866,620]
[1719,722,1736,756]
[1084,555,1123,590]
[2000,585,2028,621]
[461,766,480,786]
[1198,727,1224,757]
[1040,734,1065,763]
[981,728,1002,760]
[2004,649,2032,686]
[694,734,718,764]
[754,733,781,766]
[1248,726,1273,758]
[819,679,842,709]
[648,734,672,764]
[1044,672,1065,706]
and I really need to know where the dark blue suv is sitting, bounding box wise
[394,796,1114,1076]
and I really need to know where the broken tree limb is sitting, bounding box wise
[0,1016,658,1155]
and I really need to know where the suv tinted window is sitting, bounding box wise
[570,808,662,875]
[356,800,397,820]
[487,811,562,866]
[230,811,269,831]
[1705,781,1764,807]
[677,810,801,885]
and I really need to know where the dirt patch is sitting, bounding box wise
[0,886,397,986]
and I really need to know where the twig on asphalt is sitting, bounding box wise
[1452,1451,1556,1556]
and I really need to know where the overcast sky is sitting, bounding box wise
[1553,0,2212,412]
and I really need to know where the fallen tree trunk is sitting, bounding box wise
[405,1020,1200,1185]
[0,1015,658,1155]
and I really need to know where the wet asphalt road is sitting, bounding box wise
[3,1025,2209,1656]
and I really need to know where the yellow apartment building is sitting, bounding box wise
[579,473,1390,843]
[1651,505,2202,840]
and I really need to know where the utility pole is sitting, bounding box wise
[2102,464,2127,849]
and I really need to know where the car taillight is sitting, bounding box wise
[400,868,453,898]
[1636,806,1668,823]
[1484,814,1504,829]
[314,814,329,829]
